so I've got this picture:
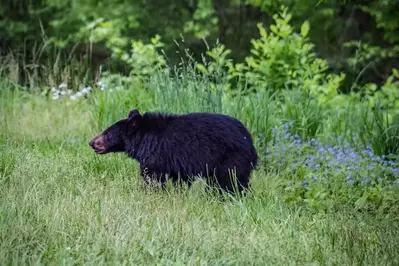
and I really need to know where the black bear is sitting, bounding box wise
[89,109,258,193]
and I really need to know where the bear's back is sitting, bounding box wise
[134,111,257,178]
[147,112,253,148]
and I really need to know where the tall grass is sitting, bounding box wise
[0,45,95,91]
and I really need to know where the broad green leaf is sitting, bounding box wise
[270,25,278,34]
[196,63,208,74]
[301,21,310,37]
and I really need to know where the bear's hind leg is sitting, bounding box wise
[213,152,253,194]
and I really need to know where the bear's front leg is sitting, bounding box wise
[139,165,172,189]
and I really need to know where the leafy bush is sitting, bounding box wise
[355,69,399,117]
[197,7,345,104]
[110,35,167,82]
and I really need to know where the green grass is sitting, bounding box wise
[1,141,398,265]
[0,74,398,265]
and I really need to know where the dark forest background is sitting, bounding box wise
[1,0,398,91]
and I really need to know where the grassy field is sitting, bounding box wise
[0,69,399,265]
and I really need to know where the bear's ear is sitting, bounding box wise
[127,109,142,126]
[128,109,140,119]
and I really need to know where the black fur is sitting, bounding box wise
[89,109,258,193]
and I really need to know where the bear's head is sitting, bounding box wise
[89,109,142,154]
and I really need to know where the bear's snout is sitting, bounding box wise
[89,139,95,147]
[89,135,106,154]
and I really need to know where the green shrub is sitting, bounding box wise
[198,6,345,105]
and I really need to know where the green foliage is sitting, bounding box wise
[147,64,225,115]
[86,74,155,132]
[1,0,399,227]
[1,0,398,86]
[364,106,399,157]
[198,6,346,105]
[70,57,399,214]
[2,0,399,108]
[119,35,167,81]
[1,33,399,263]
[278,89,326,139]
[235,6,344,101]
[361,69,399,115]
[344,40,399,95]
[183,0,219,39]
[196,6,398,120]
[244,0,307,14]
[266,119,399,214]
[197,43,232,77]
[359,1,399,44]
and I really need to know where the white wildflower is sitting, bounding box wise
[96,81,105,87]
[96,81,106,91]
[51,87,57,93]
[52,95,60,100]
[82,87,91,94]
[76,92,83,97]
[70,95,77,100]
[60,91,66,95]
[66,89,72,95]
[59,83,67,89]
